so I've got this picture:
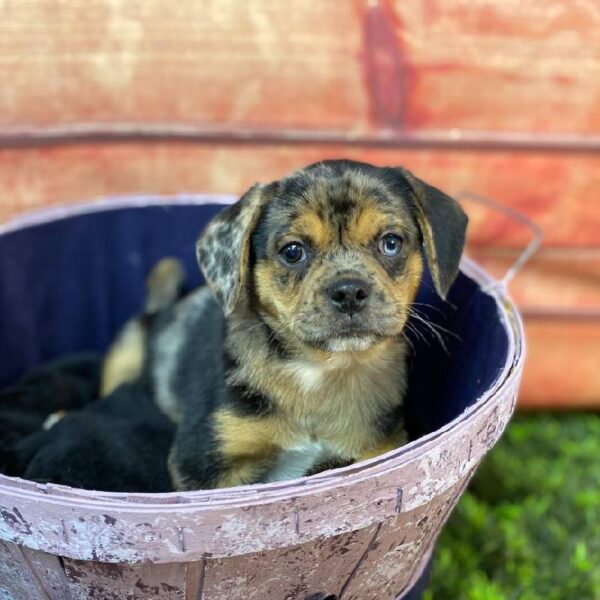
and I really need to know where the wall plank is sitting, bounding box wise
[0,0,598,136]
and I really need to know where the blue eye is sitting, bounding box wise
[280,242,306,265]
[378,234,403,257]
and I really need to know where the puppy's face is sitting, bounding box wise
[250,170,424,352]
[197,160,468,354]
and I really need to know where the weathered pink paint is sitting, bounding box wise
[0,202,524,599]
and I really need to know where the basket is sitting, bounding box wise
[0,196,525,600]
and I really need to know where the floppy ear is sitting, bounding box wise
[400,168,468,299]
[197,183,273,315]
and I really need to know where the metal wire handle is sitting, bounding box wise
[455,190,543,293]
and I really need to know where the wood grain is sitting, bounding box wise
[0,0,368,130]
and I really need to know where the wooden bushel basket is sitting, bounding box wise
[0,196,525,599]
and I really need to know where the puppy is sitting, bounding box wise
[102,160,468,490]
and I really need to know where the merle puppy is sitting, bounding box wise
[101,160,468,490]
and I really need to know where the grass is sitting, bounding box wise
[424,413,600,600]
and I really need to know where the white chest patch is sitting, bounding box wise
[286,353,355,393]
[263,439,335,483]
[286,360,327,392]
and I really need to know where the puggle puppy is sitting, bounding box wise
[101,160,468,490]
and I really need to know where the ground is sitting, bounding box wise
[424,413,600,600]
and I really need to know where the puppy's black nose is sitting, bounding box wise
[327,278,371,315]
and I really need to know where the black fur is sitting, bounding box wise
[0,355,175,492]
[383,167,468,298]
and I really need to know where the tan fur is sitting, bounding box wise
[212,410,283,487]
[101,258,185,398]
[390,252,424,310]
[358,424,409,461]
[100,320,145,397]
[292,211,333,249]
[169,410,285,489]
[144,258,185,313]
[226,313,408,461]
[215,410,284,457]
[215,461,273,488]
[350,203,393,246]
[253,261,303,324]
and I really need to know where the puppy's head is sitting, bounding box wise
[197,160,467,353]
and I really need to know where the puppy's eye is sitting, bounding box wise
[280,242,306,265]
[378,234,403,257]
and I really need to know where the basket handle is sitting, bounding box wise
[455,190,543,293]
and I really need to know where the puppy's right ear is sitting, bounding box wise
[197,183,275,315]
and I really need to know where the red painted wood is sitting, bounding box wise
[0,1,368,130]
[391,0,600,134]
[520,319,600,409]
[470,250,600,312]
[0,0,598,136]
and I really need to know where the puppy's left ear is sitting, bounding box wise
[197,182,275,315]
[399,168,468,299]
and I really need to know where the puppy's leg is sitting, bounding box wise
[100,258,185,397]
[169,444,277,491]
[169,410,282,490]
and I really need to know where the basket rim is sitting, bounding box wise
[0,195,525,511]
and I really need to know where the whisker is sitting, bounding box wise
[409,302,449,317]
[404,321,430,347]
[409,309,461,340]
[406,311,451,355]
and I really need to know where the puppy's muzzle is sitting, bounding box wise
[326,277,371,316]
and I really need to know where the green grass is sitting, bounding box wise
[424,413,600,600]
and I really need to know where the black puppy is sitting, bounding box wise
[102,160,468,490]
